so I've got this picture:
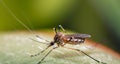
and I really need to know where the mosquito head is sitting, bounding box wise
[53,25,65,42]
[49,41,55,46]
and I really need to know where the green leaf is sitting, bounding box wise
[0,31,120,64]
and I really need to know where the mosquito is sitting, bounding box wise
[30,25,107,64]
[0,1,106,64]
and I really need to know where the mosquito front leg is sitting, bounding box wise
[30,45,50,57]
[35,35,50,42]
[30,42,55,57]
[63,47,107,64]
[37,47,58,64]
[29,38,49,45]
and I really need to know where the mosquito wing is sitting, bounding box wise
[65,34,91,38]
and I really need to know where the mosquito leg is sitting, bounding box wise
[30,51,42,57]
[30,42,55,57]
[35,35,50,42]
[63,47,107,64]
[30,45,51,57]
[29,37,54,57]
[53,27,57,33]
[58,25,65,32]
[29,37,49,45]
[37,47,58,64]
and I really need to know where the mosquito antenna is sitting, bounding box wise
[37,47,57,64]
[64,47,107,64]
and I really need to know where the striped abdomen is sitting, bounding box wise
[62,34,91,45]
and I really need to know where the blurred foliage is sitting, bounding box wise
[0,0,120,52]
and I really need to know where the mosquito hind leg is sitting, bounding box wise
[63,47,107,64]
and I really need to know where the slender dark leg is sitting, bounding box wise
[30,37,54,57]
[30,45,51,57]
[37,47,58,64]
[29,38,49,57]
[63,47,107,64]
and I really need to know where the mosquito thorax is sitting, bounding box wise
[54,32,64,42]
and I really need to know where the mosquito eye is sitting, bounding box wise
[50,42,54,45]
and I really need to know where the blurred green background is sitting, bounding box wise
[0,0,120,53]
